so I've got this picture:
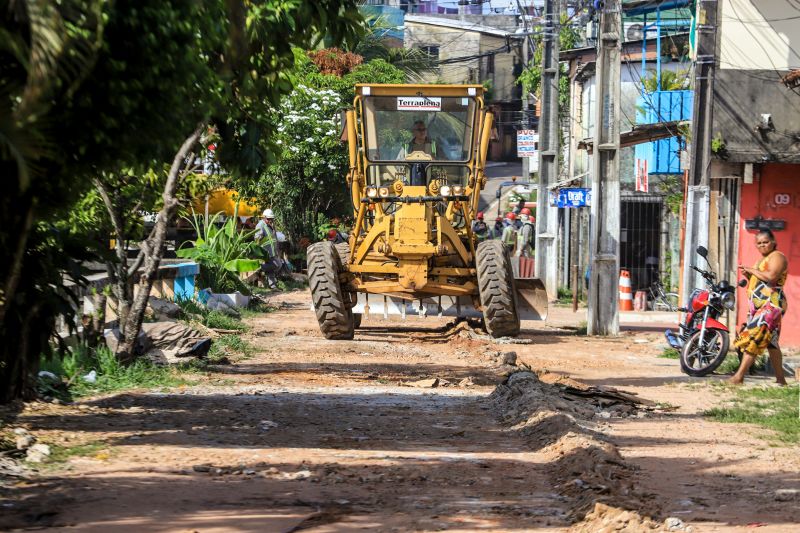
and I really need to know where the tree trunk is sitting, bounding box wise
[94,180,133,332]
[117,123,205,362]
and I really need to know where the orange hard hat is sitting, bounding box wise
[476,211,484,220]
[520,207,531,216]
[506,212,516,221]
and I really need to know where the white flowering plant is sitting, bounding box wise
[235,50,404,246]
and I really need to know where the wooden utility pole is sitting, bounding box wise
[535,0,560,300]
[587,0,622,336]
[682,0,718,302]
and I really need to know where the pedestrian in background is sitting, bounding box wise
[255,208,285,289]
[731,229,789,385]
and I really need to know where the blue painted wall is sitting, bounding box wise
[634,90,693,175]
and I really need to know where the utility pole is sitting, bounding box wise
[516,0,536,184]
[535,0,560,300]
[682,0,718,303]
[587,0,621,336]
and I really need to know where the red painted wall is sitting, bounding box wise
[737,164,800,347]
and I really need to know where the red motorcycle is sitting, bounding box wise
[664,246,743,376]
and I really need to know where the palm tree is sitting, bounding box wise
[347,12,436,80]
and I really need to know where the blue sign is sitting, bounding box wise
[553,188,591,208]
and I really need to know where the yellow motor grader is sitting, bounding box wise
[307,84,547,339]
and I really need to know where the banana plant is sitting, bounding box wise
[177,205,266,295]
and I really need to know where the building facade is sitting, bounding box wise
[700,1,800,345]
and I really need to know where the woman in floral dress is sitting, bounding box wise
[731,229,788,385]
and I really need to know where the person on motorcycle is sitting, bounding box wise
[471,211,489,241]
[515,207,535,258]
[731,229,789,385]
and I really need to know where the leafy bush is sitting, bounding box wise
[177,210,264,294]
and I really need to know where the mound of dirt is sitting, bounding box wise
[488,371,661,521]
[570,503,666,533]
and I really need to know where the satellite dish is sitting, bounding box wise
[626,23,644,41]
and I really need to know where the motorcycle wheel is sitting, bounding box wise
[680,328,730,377]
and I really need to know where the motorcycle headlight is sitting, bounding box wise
[721,291,736,310]
[378,186,390,198]
[452,185,464,196]
[440,185,452,197]
[366,187,378,199]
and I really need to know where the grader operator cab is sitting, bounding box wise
[308,84,547,339]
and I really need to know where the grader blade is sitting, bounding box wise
[515,278,548,321]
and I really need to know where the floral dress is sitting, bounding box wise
[733,252,788,355]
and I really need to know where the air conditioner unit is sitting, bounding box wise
[586,21,598,41]
[623,22,658,42]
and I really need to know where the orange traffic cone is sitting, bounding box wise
[619,270,634,311]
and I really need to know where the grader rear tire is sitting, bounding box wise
[307,241,354,340]
[476,240,520,338]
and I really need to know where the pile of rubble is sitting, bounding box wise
[488,369,691,532]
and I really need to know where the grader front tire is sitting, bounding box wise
[476,240,520,338]
[307,241,354,340]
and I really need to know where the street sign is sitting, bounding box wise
[551,188,591,208]
[517,129,538,158]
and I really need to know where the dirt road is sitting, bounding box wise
[1,290,799,532]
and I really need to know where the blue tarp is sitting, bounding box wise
[634,90,692,175]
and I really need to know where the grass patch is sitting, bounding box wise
[239,299,277,318]
[207,334,255,363]
[660,347,680,359]
[706,385,800,444]
[175,298,247,331]
[716,353,767,375]
[47,441,112,464]
[204,310,246,331]
[39,346,194,400]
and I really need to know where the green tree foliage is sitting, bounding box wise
[346,13,436,80]
[0,0,363,402]
[517,17,581,112]
[642,68,690,92]
[232,50,404,244]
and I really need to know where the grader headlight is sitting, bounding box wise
[392,180,404,195]
[366,186,378,199]
[452,185,464,196]
[440,185,452,197]
[378,186,390,198]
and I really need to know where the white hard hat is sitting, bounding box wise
[262,208,274,218]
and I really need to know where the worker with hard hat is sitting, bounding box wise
[490,216,504,240]
[327,227,348,244]
[501,212,518,253]
[515,207,536,258]
[255,208,284,288]
[471,211,489,242]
